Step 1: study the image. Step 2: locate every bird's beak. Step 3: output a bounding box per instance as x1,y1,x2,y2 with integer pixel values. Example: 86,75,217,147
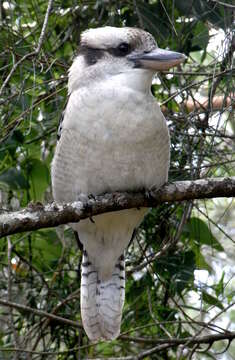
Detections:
128,48,186,71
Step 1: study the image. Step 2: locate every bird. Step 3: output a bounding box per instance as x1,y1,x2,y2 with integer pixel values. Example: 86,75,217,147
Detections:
51,26,185,341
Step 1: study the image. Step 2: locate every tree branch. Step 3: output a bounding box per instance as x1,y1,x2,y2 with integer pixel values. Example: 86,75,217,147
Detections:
120,331,235,346
0,177,234,238
0,0,53,96
0,299,81,329
86,326,235,359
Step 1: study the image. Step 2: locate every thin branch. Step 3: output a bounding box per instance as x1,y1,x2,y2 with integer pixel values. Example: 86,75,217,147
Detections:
161,68,234,106
84,327,235,359
0,0,53,96
0,51,36,96
12,248,50,289
133,0,144,28
179,301,235,357
0,298,82,329
120,330,235,345
30,288,80,352
0,86,65,144
35,0,53,54
0,177,234,238
210,0,235,9
127,203,192,274
0,325,234,358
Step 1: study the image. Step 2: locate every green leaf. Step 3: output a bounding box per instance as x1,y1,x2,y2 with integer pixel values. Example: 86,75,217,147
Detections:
192,22,209,50
194,250,212,272
0,168,28,190
32,230,62,271
174,251,195,293
188,217,224,252
154,251,196,294
202,290,224,310
26,158,50,200
213,272,225,297
175,0,193,15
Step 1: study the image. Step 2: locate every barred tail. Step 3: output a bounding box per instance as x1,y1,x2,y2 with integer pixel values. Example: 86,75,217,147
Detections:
80,250,125,341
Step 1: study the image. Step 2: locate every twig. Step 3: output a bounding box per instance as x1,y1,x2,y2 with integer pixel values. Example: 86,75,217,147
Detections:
0,0,54,96
210,0,235,9
12,248,50,289
85,327,235,359
0,298,82,329
195,204,235,244
35,0,53,54
133,0,144,28
30,288,80,352
0,86,65,144
1,323,234,359
178,301,235,357
161,68,234,105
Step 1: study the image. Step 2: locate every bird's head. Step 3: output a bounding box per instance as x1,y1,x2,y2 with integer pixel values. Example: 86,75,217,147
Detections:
68,27,186,93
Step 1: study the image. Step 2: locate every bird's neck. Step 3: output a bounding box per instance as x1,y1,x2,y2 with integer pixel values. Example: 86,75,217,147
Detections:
108,69,154,94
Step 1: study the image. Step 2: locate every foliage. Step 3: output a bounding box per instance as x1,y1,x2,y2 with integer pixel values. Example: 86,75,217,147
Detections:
0,0,234,359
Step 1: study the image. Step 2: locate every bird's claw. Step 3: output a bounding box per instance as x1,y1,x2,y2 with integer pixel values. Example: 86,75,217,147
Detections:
88,193,96,200
144,187,158,201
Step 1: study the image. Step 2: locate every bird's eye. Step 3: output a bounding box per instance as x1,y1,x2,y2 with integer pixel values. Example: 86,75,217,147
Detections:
117,42,130,56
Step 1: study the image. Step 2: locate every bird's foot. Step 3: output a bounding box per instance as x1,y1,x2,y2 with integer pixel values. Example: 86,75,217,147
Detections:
87,194,96,223
144,185,160,201
88,193,96,200
77,192,96,203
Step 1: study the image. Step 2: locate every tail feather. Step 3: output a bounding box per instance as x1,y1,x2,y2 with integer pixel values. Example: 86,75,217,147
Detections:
81,250,125,341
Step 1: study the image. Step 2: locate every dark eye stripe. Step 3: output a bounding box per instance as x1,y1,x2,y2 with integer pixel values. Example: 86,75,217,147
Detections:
78,42,131,67
79,46,104,66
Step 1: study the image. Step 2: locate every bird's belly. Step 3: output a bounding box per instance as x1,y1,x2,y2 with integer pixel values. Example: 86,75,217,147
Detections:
51,91,170,277
51,126,169,203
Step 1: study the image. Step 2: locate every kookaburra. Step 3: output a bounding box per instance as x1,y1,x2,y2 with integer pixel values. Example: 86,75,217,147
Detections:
51,26,185,341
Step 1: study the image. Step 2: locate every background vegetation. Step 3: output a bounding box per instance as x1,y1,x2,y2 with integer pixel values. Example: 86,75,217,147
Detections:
0,0,234,359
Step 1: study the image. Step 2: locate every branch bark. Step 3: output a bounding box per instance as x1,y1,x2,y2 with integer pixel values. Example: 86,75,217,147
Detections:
0,177,234,238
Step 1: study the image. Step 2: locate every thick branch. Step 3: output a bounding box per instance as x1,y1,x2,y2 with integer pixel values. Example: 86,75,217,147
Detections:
0,177,234,238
